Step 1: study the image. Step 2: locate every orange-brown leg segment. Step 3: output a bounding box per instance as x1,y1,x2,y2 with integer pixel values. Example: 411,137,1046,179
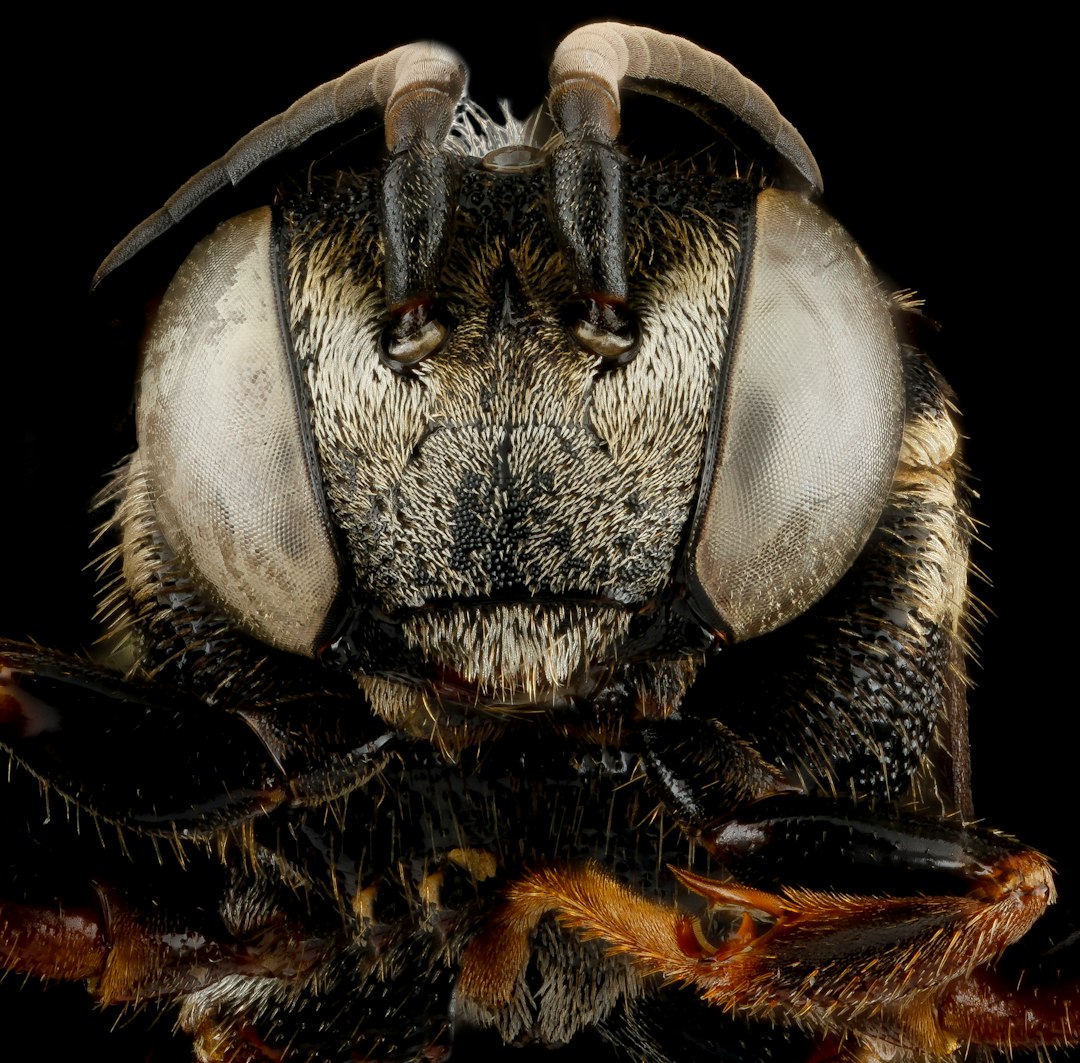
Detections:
460,846,1070,1059
1,884,324,1006
938,958,1078,1052
0,900,107,983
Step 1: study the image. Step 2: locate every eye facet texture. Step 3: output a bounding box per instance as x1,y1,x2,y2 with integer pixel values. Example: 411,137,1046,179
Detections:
688,189,905,641
138,208,339,655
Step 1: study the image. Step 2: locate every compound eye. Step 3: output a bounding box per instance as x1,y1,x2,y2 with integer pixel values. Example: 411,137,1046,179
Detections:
687,190,905,641
137,208,339,656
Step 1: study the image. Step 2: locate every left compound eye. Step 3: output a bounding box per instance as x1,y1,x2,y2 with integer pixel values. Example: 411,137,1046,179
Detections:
685,189,906,641
136,207,340,656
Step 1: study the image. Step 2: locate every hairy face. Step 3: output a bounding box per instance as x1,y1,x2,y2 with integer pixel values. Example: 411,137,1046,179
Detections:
288,167,738,715
132,155,900,738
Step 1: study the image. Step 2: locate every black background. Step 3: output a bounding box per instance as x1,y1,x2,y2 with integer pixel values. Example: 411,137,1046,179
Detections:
4,8,1071,1060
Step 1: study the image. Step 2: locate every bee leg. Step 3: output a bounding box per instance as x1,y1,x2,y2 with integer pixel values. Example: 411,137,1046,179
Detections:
698,809,1077,1052
938,942,1079,1052
1,871,326,1004
1,755,331,1006
0,642,391,837
0,895,105,984
701,800,1078,1051
699,797,1037,890
460,829,1068,1059
669,850,1067,1056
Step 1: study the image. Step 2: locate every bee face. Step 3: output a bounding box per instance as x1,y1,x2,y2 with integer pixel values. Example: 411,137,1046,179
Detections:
294,180,727,612
3,17,1073,1063
129,137,903,738
127,167,739,720
290,174,729,671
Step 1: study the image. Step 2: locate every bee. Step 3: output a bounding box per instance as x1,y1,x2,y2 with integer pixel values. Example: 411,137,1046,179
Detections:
3,17,1075,1062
